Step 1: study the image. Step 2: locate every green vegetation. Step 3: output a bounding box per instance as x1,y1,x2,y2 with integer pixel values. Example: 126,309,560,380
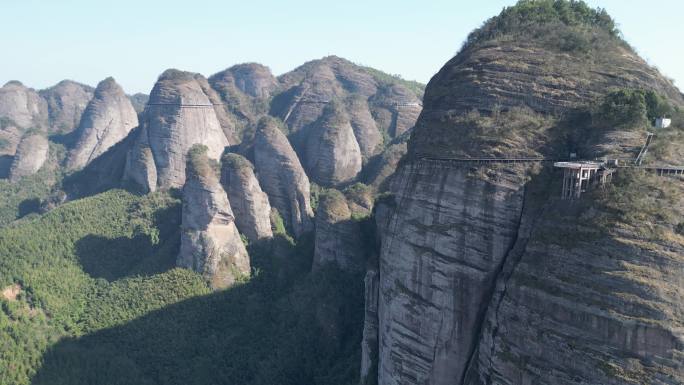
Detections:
0,188,364,385
463,0,621,53
596,89,673,127
359,65,425,99
186,144,219,181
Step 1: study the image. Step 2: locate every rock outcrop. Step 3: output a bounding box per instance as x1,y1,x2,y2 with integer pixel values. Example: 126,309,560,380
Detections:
252,117,313,237
208,63,278,138
0,81,48,130
9,133,49,181
370,84,422,138
271,56,422,155
178,145,250,289
220,153,273,241
312,189,364,271
305,101,362,186
347,96,382,160
40,80,94,134
67,77,138,170
370,4,684,385
123,69,230,192
211,63,278,99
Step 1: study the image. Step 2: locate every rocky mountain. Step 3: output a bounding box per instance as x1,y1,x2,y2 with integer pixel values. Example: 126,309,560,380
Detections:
252,117,313,237
0,81,48,130
39,80,94,135
8,133,49,182
305,100,363,186
67,77,138,170
60,58,422,200
123,69,230,192
209,63,278,132
270,56,422,186
178,145,250,289
368,3,684,385
220,153,273,241
0,81,48,166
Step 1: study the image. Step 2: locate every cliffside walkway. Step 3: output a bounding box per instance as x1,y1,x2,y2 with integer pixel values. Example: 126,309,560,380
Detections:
415,155,684,175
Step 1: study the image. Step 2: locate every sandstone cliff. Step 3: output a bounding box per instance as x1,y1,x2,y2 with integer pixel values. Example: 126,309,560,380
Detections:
123,69,230,192
67,77,138,170
9,133,49,182
178,145,250,289
0,81,48,130
271,56,422,158
40,80,94,134
253,117,313,237
220,153,273,241
370,3,684,385
305,101,362,186
312,189,364,271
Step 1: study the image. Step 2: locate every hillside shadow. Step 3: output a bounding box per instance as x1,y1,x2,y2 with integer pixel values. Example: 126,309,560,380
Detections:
74,202,182,281
18,197,42,218
75,233,164,281
31,236,364,385
0,154,12,179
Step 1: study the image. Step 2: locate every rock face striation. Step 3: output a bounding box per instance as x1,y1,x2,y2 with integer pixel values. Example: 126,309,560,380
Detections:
305,101,363,186
67,77,138,170
253,117,313,237
123,69,230,192
312,189,365,271
178,145,250,289
40,80,94,134
369,4,684,385
8,133,49,182
220,153,273,241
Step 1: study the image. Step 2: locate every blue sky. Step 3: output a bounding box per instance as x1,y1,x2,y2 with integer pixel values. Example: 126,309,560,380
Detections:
1,0,682,94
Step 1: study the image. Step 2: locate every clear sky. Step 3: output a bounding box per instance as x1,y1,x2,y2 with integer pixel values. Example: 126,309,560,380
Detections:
1,0,682,94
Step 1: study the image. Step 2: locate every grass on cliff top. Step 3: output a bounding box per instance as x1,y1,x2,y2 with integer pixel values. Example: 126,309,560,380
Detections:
359,65,425,99
0,189,364,385
461,0,625,56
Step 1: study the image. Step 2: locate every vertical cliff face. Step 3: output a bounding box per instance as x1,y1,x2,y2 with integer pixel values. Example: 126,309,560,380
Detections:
67,77,138,170
220,153,273,241
40,80,94,135
178,145,250,289
123,69,229,192
305,101,363,187
371,3,684,385
253,117,313,237
9,133,49,182
376,163,527,385
464,172,684,385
